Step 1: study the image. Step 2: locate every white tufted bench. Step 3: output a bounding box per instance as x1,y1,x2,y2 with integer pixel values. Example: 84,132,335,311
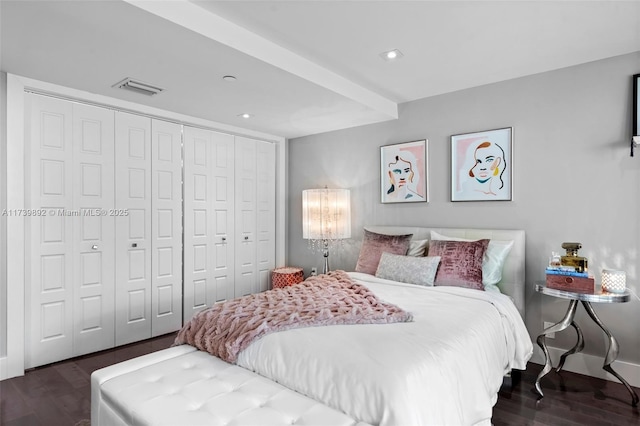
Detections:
91,345,369,426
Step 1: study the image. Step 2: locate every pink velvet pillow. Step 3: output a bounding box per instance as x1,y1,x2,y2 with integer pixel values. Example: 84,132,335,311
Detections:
428,239,489,290
355,230,413,275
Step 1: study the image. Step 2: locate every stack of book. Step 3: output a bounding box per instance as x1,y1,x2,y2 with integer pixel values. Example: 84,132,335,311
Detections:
546,267,595,293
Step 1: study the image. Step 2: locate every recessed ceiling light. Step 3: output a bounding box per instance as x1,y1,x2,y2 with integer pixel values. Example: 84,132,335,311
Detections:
239,113,252,119
223,75,237,82
380,49,404,61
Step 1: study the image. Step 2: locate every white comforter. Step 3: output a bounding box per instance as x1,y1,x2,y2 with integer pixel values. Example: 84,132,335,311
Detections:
237,272,533,426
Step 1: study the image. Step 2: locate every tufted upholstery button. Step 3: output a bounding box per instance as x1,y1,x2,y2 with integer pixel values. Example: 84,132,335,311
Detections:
187,401,202,411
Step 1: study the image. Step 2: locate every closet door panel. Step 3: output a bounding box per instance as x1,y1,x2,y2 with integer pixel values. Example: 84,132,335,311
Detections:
234,137,257,297
115,112,151,345
183,127,213,321
211,131,235,303
151,119,182,336
256,141,276,293
26,94,75,368
72,103,116,357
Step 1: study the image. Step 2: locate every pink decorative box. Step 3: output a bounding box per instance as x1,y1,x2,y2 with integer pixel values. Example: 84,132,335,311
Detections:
272,267,304,288
546,274,595,294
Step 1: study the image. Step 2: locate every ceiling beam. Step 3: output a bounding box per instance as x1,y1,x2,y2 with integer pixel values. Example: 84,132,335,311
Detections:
123,0,398,120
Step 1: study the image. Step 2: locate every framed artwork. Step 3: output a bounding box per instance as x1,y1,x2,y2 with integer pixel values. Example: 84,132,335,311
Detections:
633,74,639,155
450,127,512,202
380,139,428,203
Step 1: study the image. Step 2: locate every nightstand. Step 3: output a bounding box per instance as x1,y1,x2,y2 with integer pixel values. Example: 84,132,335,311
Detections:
271,267,304,288
534,283,639,406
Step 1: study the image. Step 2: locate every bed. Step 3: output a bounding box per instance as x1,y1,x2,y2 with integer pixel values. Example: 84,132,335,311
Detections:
92,226,533,426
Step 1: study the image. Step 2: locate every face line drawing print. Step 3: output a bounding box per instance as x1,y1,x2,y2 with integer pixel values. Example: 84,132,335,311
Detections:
388,155,413,192
468,141,506,196
386,152,424,201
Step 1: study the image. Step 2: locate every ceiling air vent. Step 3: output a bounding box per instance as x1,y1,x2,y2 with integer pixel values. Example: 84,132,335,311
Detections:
112,78,164,96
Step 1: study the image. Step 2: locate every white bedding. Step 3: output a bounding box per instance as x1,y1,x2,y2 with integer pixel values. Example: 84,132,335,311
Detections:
237,272,532,426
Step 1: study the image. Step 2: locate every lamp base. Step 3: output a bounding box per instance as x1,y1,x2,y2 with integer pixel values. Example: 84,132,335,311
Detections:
322,241,330,274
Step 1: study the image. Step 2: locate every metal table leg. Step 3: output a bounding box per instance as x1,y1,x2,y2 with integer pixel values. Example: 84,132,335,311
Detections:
556,321,584,373
581,301,639,407
535,299,579,397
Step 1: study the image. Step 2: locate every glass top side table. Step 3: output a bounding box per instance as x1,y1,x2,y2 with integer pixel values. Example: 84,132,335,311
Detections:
534,283,638,406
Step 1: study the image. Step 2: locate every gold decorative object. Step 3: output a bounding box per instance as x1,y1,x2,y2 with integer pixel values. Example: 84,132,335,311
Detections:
560,242,588,273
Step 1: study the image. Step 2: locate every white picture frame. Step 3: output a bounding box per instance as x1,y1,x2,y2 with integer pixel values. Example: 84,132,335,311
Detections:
380,140,428,203
451,127,513,202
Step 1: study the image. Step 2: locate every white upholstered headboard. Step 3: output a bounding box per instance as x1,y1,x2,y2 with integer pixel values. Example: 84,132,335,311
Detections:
364,226,526,318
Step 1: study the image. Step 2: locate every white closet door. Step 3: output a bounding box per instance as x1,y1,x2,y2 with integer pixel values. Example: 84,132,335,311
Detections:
256,141,276,293
26,94,75,368
114,112,152,345
183,127,213,321
26,95,116,367
234,137,257,297
151,119,183,336
210,131,235,303
72,103,116,357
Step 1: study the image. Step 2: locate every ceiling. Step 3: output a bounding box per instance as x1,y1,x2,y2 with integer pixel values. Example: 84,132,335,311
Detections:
2,1,639,139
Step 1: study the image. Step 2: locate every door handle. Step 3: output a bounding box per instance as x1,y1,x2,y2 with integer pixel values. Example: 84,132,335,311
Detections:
92,245,98,250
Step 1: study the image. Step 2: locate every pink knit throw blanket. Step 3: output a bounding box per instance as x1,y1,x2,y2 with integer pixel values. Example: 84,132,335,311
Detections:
174,270,413,363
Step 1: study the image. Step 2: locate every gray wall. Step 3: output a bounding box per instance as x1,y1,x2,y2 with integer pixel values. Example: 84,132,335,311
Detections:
288,52,640,365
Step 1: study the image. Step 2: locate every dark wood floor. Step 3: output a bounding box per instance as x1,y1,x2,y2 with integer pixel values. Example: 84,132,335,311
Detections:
1,333,638,425
0,333,177,426
494,365,639,426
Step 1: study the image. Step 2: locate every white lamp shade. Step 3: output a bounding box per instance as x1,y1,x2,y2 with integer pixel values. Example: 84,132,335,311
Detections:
302,188,351,240
602,269,626,294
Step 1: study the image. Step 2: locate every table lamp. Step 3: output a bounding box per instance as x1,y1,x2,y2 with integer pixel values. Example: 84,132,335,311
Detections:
302,187,351,274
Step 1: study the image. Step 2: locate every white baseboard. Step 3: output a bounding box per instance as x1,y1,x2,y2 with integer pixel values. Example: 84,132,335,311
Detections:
0,356,9,381
530,346,640,388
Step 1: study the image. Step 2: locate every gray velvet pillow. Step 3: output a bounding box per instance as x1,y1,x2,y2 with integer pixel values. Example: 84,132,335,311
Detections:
428,239,489,290
375,252,441,286
355,230,413,275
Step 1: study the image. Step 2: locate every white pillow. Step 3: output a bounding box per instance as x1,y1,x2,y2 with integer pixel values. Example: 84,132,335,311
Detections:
375,252,441,286
407,239,428,257
430,231,514,292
